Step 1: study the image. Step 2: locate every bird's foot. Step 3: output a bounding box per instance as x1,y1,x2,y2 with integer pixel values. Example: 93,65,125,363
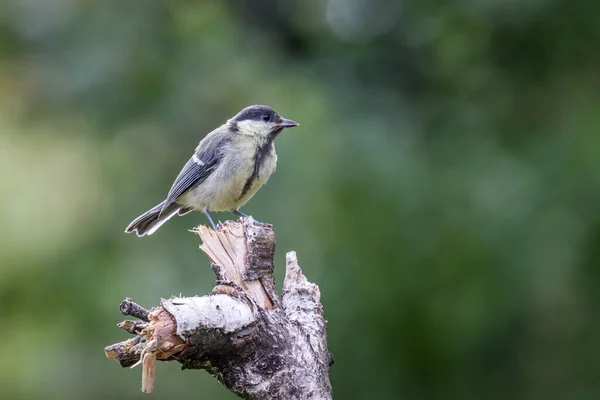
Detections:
232,210,248,218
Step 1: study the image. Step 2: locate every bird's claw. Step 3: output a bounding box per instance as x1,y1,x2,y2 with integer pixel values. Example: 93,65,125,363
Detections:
232,210,248,218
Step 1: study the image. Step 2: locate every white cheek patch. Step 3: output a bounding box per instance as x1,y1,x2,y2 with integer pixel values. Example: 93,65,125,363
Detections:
237,120,270,136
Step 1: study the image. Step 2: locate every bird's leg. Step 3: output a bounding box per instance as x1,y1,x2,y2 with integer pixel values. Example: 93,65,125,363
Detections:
203,210,218,231
232,209,248,218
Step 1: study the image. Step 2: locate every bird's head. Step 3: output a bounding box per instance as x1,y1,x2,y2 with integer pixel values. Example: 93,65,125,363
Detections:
228,105,299,139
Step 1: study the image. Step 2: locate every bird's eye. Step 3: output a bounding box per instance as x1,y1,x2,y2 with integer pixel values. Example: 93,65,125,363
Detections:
261,113,271,122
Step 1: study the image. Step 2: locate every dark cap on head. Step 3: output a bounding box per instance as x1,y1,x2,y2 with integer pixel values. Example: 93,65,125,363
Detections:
232,105,279,123
229,105,299,133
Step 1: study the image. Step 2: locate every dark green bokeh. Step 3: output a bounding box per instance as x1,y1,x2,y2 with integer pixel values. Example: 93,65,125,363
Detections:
1,0,599,399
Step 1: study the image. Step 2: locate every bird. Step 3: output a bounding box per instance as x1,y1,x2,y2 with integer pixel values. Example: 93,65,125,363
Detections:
125,105,299,237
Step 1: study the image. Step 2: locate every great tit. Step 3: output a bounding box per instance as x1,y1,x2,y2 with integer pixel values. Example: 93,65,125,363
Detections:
125,105,299,236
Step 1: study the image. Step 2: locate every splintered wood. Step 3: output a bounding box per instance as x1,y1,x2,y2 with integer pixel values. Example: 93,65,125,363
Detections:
196,220,274,309
105,306,186,394
106,218,332,398
141,352,156,393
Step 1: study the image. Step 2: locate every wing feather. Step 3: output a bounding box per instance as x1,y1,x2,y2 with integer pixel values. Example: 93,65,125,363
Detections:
159,131,229,217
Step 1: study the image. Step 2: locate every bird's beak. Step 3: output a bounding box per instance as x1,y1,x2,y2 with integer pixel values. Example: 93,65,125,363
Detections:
278,118,299,128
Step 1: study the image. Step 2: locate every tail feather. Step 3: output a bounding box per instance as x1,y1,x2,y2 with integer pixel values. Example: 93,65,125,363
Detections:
125,201,181,237
178,206,194,216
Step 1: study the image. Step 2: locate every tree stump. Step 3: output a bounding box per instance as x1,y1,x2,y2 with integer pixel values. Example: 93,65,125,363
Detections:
105,217,333,399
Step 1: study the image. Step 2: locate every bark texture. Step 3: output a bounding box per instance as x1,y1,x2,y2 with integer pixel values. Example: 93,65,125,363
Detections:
105,217,332,399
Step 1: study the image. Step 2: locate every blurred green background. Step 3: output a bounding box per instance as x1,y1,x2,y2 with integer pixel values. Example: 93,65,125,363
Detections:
1,0,600,399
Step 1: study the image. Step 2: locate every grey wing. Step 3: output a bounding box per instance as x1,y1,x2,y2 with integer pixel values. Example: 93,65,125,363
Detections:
159,132,228,217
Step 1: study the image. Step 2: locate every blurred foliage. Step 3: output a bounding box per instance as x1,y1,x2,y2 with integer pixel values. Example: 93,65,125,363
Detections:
1,0,600,399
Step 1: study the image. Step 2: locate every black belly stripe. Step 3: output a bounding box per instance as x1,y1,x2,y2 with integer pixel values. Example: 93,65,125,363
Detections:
238,138,274,201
